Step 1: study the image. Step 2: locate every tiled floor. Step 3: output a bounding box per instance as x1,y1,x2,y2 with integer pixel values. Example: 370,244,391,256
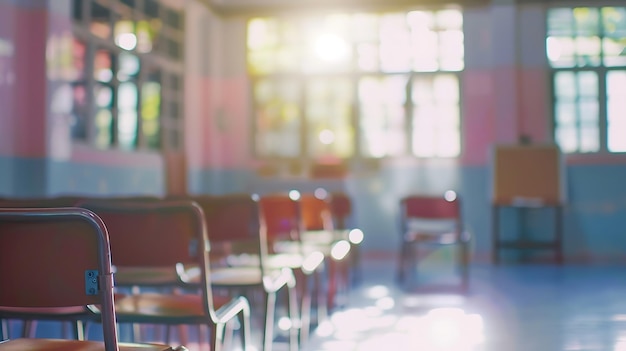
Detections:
301,256,626,351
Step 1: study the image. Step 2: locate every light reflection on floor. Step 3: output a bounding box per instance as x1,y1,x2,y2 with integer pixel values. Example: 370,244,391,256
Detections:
304,283,484,351
302,257,626,351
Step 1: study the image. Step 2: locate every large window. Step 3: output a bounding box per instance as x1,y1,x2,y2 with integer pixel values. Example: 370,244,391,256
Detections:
247,9,463,162
548,7,626,154
47,0,184,151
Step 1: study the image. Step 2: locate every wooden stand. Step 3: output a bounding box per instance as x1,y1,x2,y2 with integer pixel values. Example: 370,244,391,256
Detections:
492,202,563,264
491,144,565,264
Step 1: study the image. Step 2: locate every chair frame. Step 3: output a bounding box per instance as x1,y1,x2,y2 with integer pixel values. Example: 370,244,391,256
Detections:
258,193,327,346
192,194,299,351
396,194,470,290
79,200,252,351
0,207,183,351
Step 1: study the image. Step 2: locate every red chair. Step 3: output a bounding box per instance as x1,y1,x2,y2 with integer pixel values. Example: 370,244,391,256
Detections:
0,207,185,351
330,192,364,286
0,197,87,340
396,193,470,290
79,200,252,351
300,193,351,311
258,193,325,346
190,194,299,351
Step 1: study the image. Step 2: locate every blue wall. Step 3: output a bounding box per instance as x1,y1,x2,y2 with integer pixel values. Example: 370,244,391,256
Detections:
191,162,626,263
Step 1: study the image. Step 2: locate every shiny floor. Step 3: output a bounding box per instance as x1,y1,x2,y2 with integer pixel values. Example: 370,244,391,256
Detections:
300,256,626,351
6,256,626,351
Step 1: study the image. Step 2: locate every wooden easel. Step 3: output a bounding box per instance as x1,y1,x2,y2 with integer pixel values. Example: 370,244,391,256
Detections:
491,144,565,264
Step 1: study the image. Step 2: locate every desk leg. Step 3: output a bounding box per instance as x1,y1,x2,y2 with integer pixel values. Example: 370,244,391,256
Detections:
492,205,499,265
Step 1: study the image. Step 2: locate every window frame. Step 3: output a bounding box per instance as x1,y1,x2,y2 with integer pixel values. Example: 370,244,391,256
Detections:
64,0,185,152
247,10,464,166
547,6,626,155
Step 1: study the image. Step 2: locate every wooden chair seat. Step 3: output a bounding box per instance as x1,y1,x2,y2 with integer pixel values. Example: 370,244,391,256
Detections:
0,338,183,351
113,293,237,322
112,266,201,288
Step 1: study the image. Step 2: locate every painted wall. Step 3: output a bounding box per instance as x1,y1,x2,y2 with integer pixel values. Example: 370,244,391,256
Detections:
2,0,626,262
0,0,166,198
192,2,626,262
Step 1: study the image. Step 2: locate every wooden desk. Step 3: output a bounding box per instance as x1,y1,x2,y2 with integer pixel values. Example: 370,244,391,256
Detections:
492,202,563,264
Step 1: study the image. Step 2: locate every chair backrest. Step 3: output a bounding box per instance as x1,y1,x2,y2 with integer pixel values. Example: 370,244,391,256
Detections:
258,194,302,248
0,208,119,351
79,199,220,320
78,199,198,268
0,197,82,208
300,193,334,231
194,194,271,272
329,192,352,229
400,195,461,233
190,194,260,244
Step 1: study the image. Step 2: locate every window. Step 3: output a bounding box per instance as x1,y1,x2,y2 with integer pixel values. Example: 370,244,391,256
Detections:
47,0,184,151
247,9,463,162
548,7,626,153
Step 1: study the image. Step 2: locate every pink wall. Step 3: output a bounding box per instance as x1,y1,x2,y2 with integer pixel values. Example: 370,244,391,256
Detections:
462,69,494,166
200,76,252,169
12,5,48,158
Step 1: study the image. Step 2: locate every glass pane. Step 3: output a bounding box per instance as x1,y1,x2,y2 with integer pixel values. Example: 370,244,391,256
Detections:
439,30,464,71
305,77,354,158
95,84,113,109
94,50,113,82
573,7,600,36
114,20,137,51
379,14,411,72
554,72,576,98
578,99,598,124
136,20,156,53
351,13,379,42
411,74,460,157
70,84,88,140
602,8,626,66
359,75,407,157
607,71,626,152
410,29,438,72
436,9,463,29
356,43,379,71
142,70,161,149
555,101,576,125
575,36,601,67
433,74,460,103
579,125,599,152
546,36,576,68
118,82,138,149
555,126,578,153
117,52,140,82
548,8,575,36
254,78,302,157
577,71,598,96
94,109,113,149
603,37,626,67
46,35,86,81
301,15,352,74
